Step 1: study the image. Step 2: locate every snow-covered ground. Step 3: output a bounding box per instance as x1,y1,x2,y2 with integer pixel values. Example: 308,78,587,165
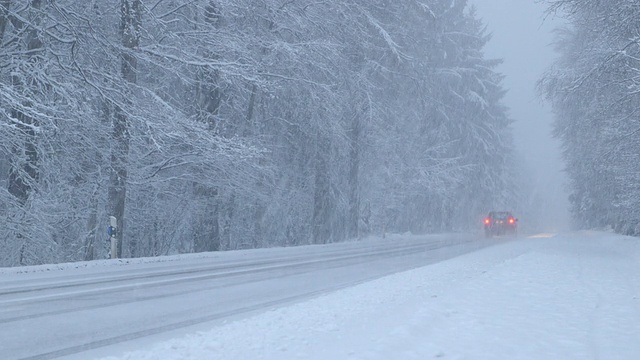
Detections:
101,231,640,360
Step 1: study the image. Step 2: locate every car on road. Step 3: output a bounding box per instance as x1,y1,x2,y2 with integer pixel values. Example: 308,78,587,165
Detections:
484,211,517,237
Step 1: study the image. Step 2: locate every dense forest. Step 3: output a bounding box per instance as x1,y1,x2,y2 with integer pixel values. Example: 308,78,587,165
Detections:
541,0,640,235
0,0,518,266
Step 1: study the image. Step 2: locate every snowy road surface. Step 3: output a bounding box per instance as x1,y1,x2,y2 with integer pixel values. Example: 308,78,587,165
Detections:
0,233,493,360
101,231,638,360
3,232,638,360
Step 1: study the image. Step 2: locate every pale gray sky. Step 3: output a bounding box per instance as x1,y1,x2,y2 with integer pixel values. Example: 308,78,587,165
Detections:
470,0,570,231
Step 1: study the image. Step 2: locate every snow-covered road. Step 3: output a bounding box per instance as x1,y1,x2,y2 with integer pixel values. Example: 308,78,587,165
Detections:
0,233,494,360
97,231,639,360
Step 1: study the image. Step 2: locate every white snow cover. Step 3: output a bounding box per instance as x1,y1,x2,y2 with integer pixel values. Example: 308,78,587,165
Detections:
100,231,640,360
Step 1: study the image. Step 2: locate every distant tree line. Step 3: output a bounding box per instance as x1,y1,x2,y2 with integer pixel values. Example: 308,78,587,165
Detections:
541,0,640,235
0,0,517,266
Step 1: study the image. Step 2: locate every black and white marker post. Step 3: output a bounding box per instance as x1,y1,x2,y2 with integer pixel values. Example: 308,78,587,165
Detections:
107,216,118,259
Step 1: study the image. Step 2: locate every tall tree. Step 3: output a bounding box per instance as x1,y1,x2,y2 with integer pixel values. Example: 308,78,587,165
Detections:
191,1,222,253
541,0,640,234
6,0,45,264
108,0,141,258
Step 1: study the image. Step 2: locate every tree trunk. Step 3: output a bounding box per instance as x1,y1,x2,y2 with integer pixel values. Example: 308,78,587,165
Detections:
347,110,361,240
109,105,129,259
8,110,39,206
8,0,43,205
83,189,99,261
108,0,140,258
190,1,223,253
312,137,332,244
7,0,44,265
193,184,220,252
0,0,10,44
220,193,234,250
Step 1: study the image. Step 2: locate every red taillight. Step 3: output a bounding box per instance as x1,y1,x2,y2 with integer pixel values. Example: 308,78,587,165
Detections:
484,218,491,225
508,218,515,224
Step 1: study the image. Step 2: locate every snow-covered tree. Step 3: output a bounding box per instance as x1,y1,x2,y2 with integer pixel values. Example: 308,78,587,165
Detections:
1,0,519,266
541,0,640,234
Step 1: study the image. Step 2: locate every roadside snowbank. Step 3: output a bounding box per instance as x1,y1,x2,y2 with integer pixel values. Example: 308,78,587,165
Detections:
0,234,413,276
102,232,640,360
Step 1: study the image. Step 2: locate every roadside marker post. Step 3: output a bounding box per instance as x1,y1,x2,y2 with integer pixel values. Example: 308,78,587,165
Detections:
108,216,118,259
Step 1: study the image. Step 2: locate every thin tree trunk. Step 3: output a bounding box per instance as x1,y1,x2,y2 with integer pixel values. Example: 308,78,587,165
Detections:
0,0,10,43
221,192,234,250
83,189,99,261
246,84,257,130
347,110,361,240
312,137,332,244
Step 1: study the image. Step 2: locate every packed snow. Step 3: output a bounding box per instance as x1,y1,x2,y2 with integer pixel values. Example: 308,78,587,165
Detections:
99,231,640,360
